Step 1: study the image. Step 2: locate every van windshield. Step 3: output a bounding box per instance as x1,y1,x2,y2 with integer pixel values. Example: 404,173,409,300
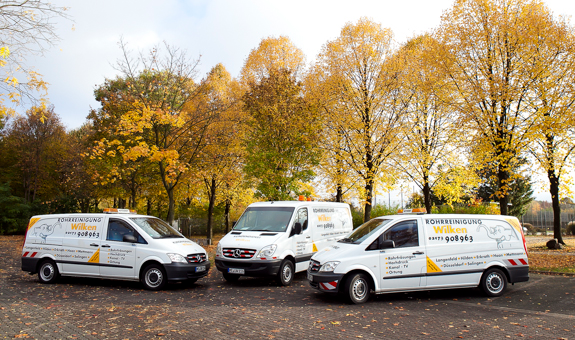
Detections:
233,207,295,232
340,218,392,244
130,217,183,239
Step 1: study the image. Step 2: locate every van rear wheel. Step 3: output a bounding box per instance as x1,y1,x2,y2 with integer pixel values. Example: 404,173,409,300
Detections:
481,268,507,297
345,273,370,304
276,260,294,286
141,264,167,291
38,259,59,284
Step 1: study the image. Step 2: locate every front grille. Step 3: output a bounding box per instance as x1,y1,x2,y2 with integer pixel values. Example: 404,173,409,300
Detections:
223,248,256,259
186,253,207,263
309,259,321,272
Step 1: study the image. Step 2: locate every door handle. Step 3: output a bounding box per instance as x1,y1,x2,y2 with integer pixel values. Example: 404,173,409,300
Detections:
90,243,99,247
101,244,111,248
306,236,311,239
412,251,424,255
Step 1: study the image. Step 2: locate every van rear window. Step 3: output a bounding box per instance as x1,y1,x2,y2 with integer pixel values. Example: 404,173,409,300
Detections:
130,217,183,239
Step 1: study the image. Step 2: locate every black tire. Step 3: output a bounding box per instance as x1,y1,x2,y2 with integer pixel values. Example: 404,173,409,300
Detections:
222,273,241,282
141,264,167,291
345,273,371,304
38,259,59,284
276,260,294,286
480,268,507,297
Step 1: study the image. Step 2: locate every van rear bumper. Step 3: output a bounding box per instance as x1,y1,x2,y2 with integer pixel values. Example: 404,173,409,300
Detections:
164,261,211,281
21,257,40,273
215,258,282,277
508,266,529,283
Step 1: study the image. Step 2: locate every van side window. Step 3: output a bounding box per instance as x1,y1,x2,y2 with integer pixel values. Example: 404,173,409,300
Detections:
383,220,418,248
295,208,308,232
107,219,146,243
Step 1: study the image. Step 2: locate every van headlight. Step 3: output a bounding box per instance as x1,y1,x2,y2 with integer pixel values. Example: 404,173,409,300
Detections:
167,253,187,263
257,244,277,258
319,261,340,272
216,243,222,257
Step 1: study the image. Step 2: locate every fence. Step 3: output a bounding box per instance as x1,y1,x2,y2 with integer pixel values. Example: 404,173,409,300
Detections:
520,203,575,233
173,216,229,245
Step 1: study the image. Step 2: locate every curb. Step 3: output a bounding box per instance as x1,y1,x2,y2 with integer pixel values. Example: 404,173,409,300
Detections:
529,270,575,277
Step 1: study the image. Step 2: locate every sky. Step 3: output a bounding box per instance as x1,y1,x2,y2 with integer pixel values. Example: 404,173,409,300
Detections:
16,0,575,204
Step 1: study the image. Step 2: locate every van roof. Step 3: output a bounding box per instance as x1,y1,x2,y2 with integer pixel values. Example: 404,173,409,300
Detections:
371,213,518,220
248,201,350,208
31,213,152,219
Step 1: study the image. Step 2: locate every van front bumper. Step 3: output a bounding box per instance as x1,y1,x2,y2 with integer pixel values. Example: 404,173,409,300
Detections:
308,271,345,293
164,261,211,282
215,258,282,277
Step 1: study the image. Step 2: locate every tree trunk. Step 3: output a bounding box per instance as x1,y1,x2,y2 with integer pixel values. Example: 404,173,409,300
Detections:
548,169,564,244
224,198,231,234
422,180,432,214
206,177,216,245
497,168,509,215
146,198,152,215
363,179,374,223
166,188,175,225
336,184,343,203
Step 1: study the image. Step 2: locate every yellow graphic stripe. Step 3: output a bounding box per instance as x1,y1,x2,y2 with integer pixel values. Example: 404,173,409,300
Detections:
27,218,41,231
88,248,100,263
426,256,442,273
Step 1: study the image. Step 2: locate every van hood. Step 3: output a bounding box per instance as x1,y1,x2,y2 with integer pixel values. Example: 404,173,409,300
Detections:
153,238,206,255
219,231,284,249
312,241,357,263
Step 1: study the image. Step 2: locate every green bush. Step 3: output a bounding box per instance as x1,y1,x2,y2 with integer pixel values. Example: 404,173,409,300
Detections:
431,204,499,215
567,221,575,236
0,183,31,235
522,223,535,233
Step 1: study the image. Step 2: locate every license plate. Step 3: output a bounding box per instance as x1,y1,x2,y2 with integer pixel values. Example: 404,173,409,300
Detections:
307,273,313,281
228,268,244,274
196,266,206,272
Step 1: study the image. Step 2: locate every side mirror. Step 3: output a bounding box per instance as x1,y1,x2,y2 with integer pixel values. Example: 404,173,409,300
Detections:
291,222,302,236
232,221,236,228
380,239,395,249
123,234,137,243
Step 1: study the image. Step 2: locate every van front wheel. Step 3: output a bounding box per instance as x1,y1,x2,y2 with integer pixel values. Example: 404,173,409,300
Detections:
141,264,167,291
481,268,507,297
276,260,294,286
38,260,59,284
345,273,370,304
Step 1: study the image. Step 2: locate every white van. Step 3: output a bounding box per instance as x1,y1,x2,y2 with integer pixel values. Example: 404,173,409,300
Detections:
215,200,353,285
308,210,529,303
21,209,210,290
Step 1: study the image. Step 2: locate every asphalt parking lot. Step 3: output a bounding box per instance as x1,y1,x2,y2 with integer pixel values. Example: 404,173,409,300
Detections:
1,235,574,339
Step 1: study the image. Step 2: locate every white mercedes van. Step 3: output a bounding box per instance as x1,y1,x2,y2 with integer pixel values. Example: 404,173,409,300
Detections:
215,200,353,285
21,209,210,290
308,210,529,303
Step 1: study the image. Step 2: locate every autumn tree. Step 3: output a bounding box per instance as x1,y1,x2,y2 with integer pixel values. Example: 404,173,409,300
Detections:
196,63,245,242
435,0,562,215
0,0,69,117
392,34,464,213
91,42,215,224
312,17,404,222
240,36,306,86
243,68,320,200
3,105,66,202
527,14,575,244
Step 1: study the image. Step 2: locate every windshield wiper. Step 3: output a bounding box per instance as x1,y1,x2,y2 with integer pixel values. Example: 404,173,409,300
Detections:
338,237,353,243
160,235,183,238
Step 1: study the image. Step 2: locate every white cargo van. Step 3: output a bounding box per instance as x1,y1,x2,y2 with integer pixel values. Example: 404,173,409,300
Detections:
21,209,210,290
308,210,529,303
215,200,353,285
